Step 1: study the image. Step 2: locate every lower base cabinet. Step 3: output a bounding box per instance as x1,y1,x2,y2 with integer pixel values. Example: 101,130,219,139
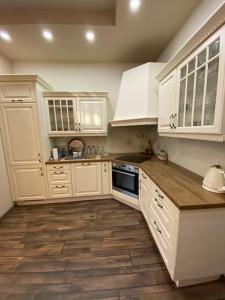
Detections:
71,162,102,197
139,168,225,287
11,164,47,201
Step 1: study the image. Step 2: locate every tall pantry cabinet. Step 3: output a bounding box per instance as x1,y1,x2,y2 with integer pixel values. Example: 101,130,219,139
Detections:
0,75,52,202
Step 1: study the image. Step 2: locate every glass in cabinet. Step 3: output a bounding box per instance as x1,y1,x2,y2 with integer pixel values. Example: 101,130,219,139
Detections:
176,28,224,134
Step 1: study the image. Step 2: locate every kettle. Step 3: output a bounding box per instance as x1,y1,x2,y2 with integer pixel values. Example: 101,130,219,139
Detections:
203,163,225,193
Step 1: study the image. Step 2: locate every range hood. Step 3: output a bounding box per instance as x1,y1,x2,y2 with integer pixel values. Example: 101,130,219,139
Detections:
110,62,165,127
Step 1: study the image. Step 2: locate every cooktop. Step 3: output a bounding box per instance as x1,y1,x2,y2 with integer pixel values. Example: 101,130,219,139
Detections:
115,154,151,164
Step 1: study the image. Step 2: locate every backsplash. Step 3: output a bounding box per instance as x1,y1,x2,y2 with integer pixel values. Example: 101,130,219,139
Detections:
50,125,158,156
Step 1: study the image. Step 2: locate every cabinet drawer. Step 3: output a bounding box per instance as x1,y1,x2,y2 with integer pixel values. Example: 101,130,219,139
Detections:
149,206,171,268
48,170,71,184
47,164,71,171
49,184,72,198
0,82,35,102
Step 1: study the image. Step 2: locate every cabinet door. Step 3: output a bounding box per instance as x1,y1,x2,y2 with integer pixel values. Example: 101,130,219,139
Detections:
139,172,153,223
11,165,47,201
176,28,224,134
102,162,112,195
71,162,102,197
0,82,35,102
158,70,177,133
1,103,42,165
77,97,107,134
45,97,76,135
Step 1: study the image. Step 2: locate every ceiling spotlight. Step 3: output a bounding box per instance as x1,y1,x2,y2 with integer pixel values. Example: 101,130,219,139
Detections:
86,31,95,42
42,30,53,42
130,0,141,12
0,31,12,42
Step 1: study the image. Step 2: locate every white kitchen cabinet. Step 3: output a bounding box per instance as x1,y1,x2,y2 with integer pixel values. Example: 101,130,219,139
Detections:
71,162,102,197
102,162,112,195
44,93,108,136
158,25,225,140
0,82,35,103
1,103,42,165
77,97,107,134
139,170,153,222
158,69,177,133
11,165,47,201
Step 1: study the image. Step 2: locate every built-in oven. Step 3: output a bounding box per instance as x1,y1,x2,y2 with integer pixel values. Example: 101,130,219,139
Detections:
112,162,139,199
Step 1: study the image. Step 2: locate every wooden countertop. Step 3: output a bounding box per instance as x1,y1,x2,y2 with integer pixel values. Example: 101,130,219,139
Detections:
140,158,225,210
45,154,225,210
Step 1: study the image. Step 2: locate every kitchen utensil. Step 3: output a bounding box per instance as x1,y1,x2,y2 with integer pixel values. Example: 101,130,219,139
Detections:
203,163,225,193
52,147,59,160
68,138,85,158
157,150,168,161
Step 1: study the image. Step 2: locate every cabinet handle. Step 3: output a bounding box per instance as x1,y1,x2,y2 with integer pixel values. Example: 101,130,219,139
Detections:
40,167,43,176
155,189,163,199
55,185,65,188
53,166,63,169
154,220,162,234
142,173,147,179
82,162,91,166
38,153,42,163
154,198,163,209
54,171,64,174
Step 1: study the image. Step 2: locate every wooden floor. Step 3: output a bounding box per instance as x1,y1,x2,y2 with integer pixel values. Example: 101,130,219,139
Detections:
0,199,224,300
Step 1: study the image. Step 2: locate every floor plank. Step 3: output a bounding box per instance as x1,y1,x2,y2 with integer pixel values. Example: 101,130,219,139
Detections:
0,199,223,300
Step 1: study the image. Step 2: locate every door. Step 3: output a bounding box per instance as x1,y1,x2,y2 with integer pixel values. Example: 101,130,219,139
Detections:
45,97,77,135
71,162,102,197
158,70,177,133
0,82,35,102
1,103,42,165
11,165,47,201
77,97,107,134
176,27,225,134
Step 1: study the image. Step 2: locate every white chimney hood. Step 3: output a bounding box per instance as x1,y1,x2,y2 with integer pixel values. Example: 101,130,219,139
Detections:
110,62,165,127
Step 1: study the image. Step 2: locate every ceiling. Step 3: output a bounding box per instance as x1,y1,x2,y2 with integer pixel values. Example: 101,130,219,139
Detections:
0,0,201,63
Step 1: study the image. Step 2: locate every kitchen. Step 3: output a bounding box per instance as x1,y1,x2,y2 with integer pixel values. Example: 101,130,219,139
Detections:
0,0,225,299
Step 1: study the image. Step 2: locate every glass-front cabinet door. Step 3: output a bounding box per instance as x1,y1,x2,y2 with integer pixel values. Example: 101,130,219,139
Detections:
176,26,225,134
46,97,76,135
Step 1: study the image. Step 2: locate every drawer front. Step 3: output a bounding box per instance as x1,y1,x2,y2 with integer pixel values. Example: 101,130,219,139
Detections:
149,205,171,268
150,198,174,248
47,164,71,171
49,184,72,198
48,170,71,184
0,82,35,102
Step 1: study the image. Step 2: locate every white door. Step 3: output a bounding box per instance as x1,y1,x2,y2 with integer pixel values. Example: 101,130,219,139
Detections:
1,103,42,165
71,162,102,197
158,70,177,133
76,97,107,134
11,165,47,201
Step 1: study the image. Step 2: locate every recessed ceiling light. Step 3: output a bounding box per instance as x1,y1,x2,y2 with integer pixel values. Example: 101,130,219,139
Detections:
0,31,12,42
130,0,141,12
42,30,53,42
86,31,95,42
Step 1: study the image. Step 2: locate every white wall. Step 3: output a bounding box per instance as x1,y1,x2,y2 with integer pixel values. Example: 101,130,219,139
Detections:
157,0,225,177
0,52,13,216
13,62,137,121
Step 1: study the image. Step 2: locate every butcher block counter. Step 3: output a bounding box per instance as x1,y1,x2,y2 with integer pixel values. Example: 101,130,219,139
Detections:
140,158,225,210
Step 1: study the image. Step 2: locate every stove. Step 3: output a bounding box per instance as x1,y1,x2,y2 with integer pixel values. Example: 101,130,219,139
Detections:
114,154,151,164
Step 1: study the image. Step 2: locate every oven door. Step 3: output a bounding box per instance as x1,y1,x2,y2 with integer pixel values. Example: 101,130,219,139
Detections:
112,168,139,199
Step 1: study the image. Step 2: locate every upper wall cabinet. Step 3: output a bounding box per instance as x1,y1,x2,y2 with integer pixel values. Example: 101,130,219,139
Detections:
44,92,108,137
158,25,225,141
0,82,36,103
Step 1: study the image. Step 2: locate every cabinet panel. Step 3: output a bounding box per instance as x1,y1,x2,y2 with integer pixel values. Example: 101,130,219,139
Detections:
102,162,112,195
1,103,42,165
11,165,46,201
49,184,72,199
0,82,35,102
158,70,177,132
77,97,107,134
48,170,71,185
71,162,102,197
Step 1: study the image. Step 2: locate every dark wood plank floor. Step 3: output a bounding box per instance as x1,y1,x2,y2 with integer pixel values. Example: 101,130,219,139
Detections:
0,199,224,300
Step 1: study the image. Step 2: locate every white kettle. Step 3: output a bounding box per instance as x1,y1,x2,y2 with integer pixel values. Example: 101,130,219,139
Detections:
203,163,225,193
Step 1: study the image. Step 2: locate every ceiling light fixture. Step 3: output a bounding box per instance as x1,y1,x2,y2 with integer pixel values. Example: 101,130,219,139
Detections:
0,31,12,42
42,30,53,42
86,31,95,43
130,0,141,12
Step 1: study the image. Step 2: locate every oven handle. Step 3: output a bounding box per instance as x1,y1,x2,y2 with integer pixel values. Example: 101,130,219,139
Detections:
112,169,136,177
